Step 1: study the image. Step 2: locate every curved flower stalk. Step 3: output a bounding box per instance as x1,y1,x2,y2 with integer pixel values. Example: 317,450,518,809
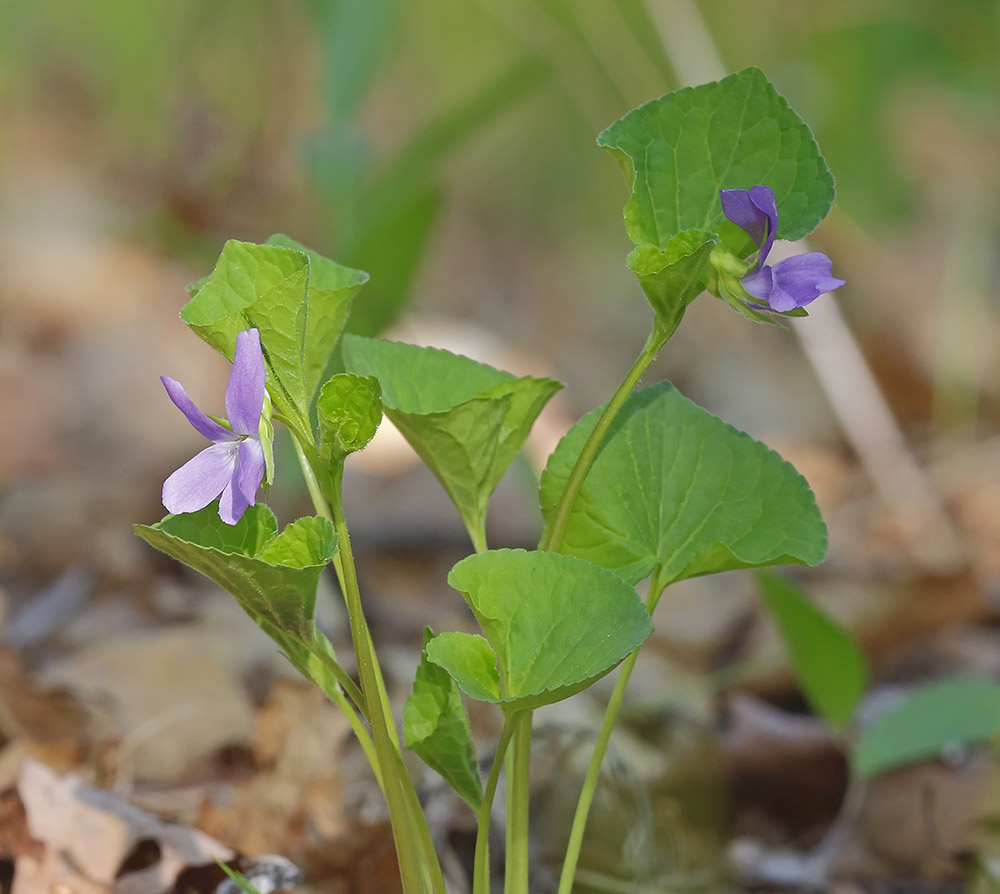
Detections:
720,184,845,313
161,328,269,525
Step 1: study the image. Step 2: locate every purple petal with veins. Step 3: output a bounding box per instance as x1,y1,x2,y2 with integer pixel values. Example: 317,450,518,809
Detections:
235,438,266,506
162,442,239,515
219,473,251,526
721,185,778,265
226,328,265,436
743,252,845,312
161,377,232,442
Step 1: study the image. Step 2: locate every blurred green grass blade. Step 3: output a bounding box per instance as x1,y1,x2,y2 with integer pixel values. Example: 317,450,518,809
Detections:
339,57,549,335
368,56,550,197
856,678,1000,778
755,571,867,732
341,184,443,337
306,0,403,122
614,0,675,83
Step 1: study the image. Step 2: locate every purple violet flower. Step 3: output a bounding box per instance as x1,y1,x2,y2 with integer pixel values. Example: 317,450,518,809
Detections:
720,185,844,312
161,328,266,525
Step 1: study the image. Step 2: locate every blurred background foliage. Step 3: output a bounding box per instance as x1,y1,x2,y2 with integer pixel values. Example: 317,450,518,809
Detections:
2,0,997,434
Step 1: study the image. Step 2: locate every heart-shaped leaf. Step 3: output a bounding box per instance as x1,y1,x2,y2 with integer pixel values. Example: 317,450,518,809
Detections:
856,677,1000,778
756,571,867,732
404,628,483,809
180,239,368,426
540,383,827,586
427,549,653,713
135,504,336,642
598,66,834,254
341,335,562,539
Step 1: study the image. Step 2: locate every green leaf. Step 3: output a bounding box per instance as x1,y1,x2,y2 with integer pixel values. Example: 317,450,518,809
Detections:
180,239,367,425
265,234,370,398
598,66,835,253
429,550,653,713
755,571,867,732
135,505,336,642
342,335,562,539
316,373,383,465
627,231,718,324
856,678,1000,778
404,628,483,809
425,633,502,703
540,383,827,586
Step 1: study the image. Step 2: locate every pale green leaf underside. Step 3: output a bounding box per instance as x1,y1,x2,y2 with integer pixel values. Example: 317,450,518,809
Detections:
540,383,827,586
855,678,1000,778
404,628,483,809
433,549,653,712
756,571,867,732
341,334,515,414
342,335,562,536
135,505,336,641
598,66,834,253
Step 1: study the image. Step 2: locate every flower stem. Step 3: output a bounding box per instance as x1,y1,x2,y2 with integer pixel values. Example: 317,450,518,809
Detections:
538,313,679,894
331,472,447,893
289,429,333,523
474,717,518,894
555,565,670,894
505,712,532,894
540,314,676,553
290,428,444,894
326,469,433,894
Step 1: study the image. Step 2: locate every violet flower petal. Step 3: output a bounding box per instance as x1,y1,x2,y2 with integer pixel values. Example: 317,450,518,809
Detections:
235,437,266,507
748,185,778,265
720,186,779,265
767,252,846,312
226,328,265,436
218,473,251,525
740,265,775,304
162,441,239,515
161,376,232,442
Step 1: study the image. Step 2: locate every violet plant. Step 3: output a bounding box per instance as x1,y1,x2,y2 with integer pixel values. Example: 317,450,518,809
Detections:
137,68,842,894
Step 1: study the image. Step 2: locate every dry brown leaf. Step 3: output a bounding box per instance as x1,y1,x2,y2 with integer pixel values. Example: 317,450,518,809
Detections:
41,625,256,784
198,680,351,856
11,759,234,894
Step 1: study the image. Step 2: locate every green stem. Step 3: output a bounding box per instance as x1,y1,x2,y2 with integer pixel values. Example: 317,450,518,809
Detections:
468,514,489,555
289,430,334,522
309,639,368,717
287,429,445,894
327,471,428,894
535,316,676,894
474,718,518,894
541,314,676,553
505,712,532,894
312,654,382,787
555,565,671,894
